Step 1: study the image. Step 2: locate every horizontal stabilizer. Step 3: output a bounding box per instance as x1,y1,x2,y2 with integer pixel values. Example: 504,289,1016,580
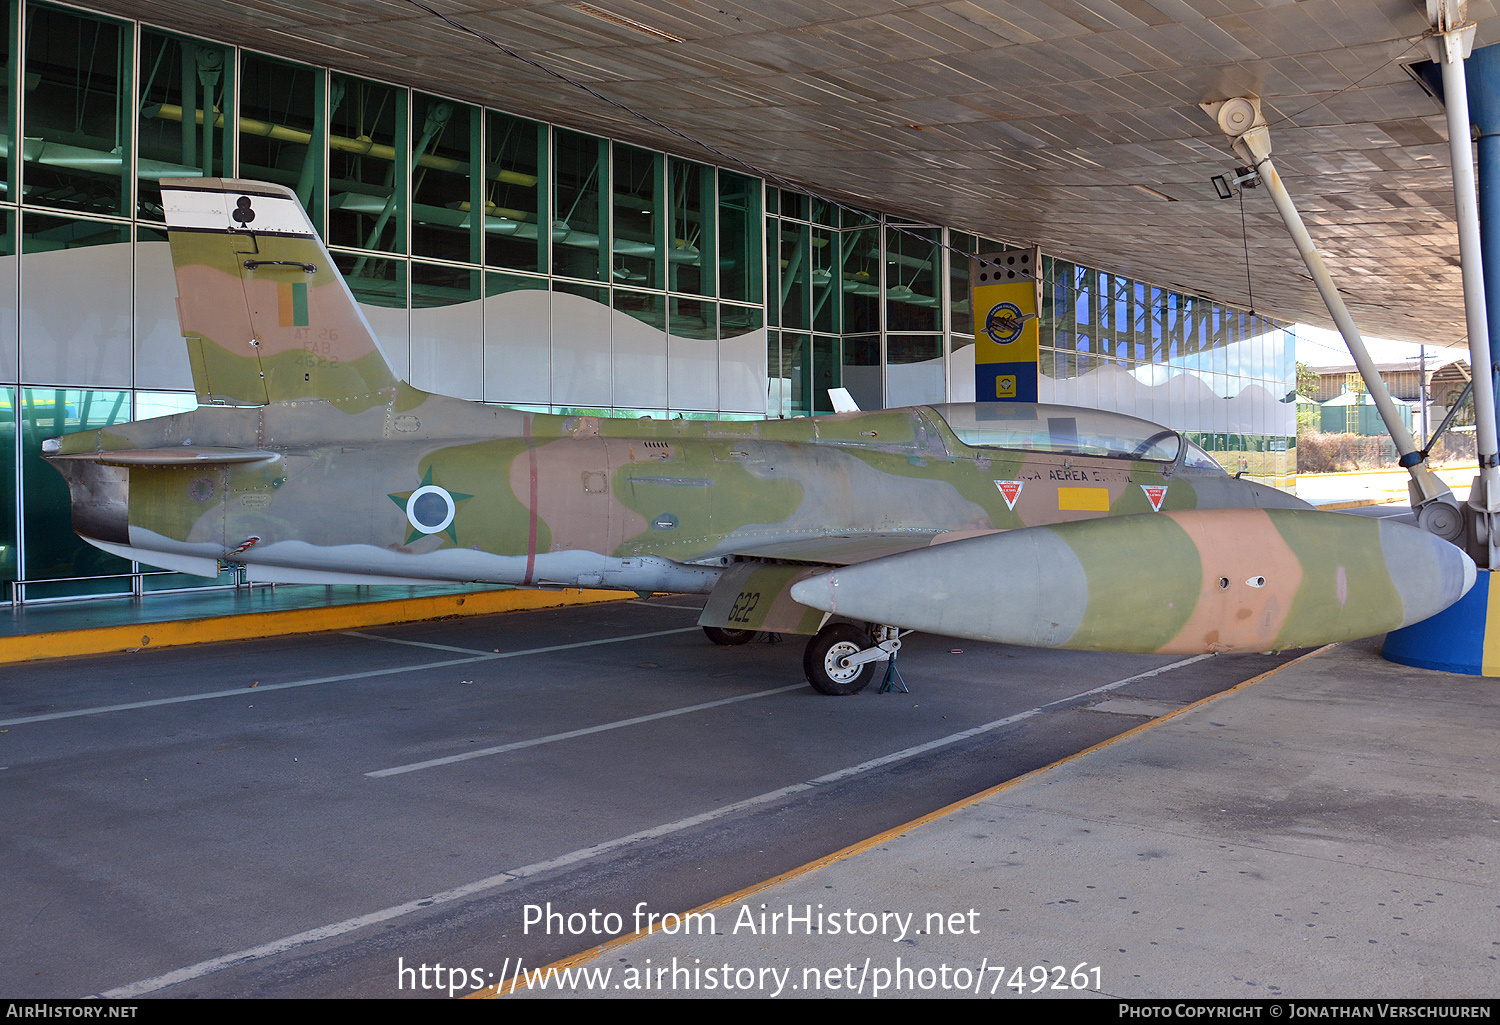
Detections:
789,509,1476,655
46,447,277,467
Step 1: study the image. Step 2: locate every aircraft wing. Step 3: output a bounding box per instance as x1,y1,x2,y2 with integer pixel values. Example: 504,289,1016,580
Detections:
700,531,998,635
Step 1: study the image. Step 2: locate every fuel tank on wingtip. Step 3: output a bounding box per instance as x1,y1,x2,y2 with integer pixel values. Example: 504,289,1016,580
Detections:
788,508,1476,654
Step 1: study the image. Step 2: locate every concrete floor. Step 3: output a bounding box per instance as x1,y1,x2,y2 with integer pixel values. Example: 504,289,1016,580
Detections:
527,636,1499,1000
0,596,1304,999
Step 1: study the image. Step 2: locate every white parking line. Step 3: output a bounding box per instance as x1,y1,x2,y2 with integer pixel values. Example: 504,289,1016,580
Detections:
98,653,1209,998
342,631,495,655
0,628,702,728
367,685,805,777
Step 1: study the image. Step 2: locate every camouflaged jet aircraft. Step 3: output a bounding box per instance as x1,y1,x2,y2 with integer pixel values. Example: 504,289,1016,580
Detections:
45,179,1475,694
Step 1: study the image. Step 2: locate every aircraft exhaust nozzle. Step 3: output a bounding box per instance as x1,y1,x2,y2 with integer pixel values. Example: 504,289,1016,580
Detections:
788,508,1476,655
42,450,130,547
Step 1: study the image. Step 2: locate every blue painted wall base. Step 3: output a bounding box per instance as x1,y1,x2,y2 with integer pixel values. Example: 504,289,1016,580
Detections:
1382,568,1496,675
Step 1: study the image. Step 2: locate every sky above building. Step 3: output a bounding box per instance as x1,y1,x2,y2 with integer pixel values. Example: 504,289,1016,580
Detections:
1295,325,1470,371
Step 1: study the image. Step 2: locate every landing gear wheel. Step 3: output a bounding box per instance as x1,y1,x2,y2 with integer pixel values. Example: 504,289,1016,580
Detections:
803,623,876,696
703,625,755,646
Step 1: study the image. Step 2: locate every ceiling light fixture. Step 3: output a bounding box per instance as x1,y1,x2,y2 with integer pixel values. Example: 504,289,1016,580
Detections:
569,3,684,43
1210,166,1260,200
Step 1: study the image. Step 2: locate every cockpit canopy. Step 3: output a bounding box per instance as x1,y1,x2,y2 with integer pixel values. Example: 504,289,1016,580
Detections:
929,403,1187,465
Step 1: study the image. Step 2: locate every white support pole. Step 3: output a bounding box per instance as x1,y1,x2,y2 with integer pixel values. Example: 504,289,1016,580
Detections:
1202,98,1462,542
1428,0,1500,568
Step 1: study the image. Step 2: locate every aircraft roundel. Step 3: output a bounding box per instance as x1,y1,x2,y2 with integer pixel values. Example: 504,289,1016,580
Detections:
406,484,456,535
984,301,1027,345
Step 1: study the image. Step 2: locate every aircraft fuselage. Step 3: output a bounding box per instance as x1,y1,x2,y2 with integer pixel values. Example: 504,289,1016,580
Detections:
45,391,1300,599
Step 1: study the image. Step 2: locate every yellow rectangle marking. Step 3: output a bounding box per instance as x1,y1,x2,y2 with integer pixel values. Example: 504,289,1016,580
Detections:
1057,487,1110,512
1482,570,1500,677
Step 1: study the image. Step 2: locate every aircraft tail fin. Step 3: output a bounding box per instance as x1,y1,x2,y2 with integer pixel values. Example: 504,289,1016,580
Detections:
161,178,399,409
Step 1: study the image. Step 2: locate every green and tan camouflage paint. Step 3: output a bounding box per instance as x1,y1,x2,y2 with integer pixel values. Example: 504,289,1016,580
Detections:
47,178,1463,658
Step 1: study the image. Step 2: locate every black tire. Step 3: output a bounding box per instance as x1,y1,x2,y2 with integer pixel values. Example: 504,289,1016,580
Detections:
803,623,876,696
703,625,755,646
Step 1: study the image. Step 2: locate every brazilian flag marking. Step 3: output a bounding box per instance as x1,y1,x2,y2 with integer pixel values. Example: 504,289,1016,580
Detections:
279,282,309,327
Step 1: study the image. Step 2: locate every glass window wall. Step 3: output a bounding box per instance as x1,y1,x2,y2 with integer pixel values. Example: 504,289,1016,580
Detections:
21,212,131,387
327,74,407,256
137,29,233,220
668,157,712,297
612,143,663,290
23,4,132,216
717,170,759,304
552,129,607,282
885,226,940,333
238,52,324,229
483,111,544,273
21,387,130,583
410,93,479,264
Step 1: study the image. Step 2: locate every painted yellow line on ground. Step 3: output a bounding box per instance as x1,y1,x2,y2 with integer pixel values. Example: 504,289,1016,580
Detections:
1297,467,1472,482
477,644,1335,997
0,587,627,666
1314,498,1394,511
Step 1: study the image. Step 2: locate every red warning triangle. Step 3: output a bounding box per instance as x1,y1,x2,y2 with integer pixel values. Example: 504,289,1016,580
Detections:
1141,484,1168,512
995,479,1024,510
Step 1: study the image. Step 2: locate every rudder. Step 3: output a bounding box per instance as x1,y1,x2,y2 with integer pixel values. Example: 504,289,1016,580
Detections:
162,178,399,409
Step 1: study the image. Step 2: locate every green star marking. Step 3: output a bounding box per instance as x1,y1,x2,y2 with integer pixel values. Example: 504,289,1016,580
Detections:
388,466,474,544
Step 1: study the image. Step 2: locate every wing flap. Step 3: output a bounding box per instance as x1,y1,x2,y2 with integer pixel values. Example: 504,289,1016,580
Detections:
698,561,831,635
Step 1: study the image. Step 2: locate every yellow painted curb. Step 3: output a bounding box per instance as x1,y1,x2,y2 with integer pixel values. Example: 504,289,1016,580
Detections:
1314,498,1394,511
474,644,1334,997
0,587,629,665
1297,467,1471,481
